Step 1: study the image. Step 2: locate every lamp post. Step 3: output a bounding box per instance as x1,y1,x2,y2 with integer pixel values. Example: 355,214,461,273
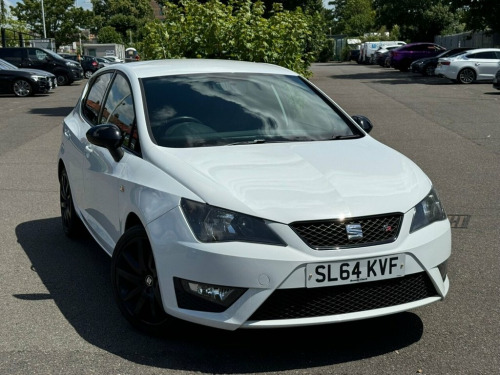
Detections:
41,0,47,38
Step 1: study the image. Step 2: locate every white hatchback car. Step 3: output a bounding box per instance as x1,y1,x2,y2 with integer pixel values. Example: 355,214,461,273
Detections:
58,59,451,334
435,48,500,83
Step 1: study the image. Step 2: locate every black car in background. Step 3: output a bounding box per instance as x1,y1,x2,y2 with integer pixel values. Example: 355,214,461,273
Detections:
58,54,100,79
410,47,472,76
0,47,83,86
0,58,54,97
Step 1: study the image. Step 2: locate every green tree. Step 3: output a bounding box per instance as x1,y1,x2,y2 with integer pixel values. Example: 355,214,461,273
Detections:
10,0,93,47
372,0,460,42
452,0,500,34
140,0,324,77
97,25,124,43
1,3,32,47
328,0,375,36
90,0,154,42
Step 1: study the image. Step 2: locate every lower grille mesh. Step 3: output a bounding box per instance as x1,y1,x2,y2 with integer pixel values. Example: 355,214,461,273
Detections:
248,272,437,321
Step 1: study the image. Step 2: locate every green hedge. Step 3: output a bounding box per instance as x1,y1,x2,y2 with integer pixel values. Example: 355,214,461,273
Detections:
139,0,326,77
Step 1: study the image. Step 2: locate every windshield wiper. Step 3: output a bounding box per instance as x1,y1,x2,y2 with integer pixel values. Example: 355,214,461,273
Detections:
331,134,362,140
227,139,267,146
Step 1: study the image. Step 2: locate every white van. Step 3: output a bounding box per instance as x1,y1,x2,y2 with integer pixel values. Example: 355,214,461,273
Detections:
359,41,406,64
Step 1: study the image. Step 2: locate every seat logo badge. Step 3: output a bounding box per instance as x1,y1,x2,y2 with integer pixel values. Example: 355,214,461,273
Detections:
346,223,363,240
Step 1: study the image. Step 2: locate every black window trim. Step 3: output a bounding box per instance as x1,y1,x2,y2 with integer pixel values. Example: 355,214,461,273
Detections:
81,69,142,156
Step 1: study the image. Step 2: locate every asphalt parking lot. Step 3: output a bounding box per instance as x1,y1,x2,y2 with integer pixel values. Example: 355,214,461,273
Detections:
0,62,499,375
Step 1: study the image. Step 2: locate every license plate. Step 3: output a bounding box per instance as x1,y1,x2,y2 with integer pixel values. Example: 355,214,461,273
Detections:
306,255,405,288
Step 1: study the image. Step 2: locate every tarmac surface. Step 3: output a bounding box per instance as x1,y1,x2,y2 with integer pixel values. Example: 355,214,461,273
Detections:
0,62,499,375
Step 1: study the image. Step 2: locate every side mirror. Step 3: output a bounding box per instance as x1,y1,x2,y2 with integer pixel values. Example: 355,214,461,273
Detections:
86,124,124,162
351,115,373,133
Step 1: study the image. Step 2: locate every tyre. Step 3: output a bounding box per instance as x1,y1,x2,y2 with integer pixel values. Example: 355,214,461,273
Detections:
111,225,172,334
12,79,33,97
84,70,93,79
57,74,69,86
458,68,475,84
59,167,83,237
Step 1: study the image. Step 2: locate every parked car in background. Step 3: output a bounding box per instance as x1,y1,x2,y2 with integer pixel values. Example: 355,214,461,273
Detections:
375,45,403,67
0,58,57,90
0,47,83,86
435,48,500,84
103,55,124,63
389,43,446,71
96,57,112,69
410,47,472,76
58,59,451,334
492,68,500,89
59,53,100,79
359,41,406,64
0,58,55,97
348,49,360,62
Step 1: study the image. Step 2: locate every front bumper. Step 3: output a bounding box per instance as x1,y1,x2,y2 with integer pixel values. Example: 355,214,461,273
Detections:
148,206,451,330
70,68,84,81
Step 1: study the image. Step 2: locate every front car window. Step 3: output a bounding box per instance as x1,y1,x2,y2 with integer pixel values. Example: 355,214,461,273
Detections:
100,74,138,151
82,72,113,125
142,73,361,148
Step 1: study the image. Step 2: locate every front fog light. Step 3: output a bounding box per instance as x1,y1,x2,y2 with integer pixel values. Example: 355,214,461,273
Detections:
174,277,247,312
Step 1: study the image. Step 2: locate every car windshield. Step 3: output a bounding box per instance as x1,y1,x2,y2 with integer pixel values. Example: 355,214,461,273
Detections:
43,48,68,61
142,73,361,148
0,58,19,70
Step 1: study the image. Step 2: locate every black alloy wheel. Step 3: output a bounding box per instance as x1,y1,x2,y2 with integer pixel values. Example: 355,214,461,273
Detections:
59,167,83,237
111,226,171,334
57,74,69,86
12,79,33,97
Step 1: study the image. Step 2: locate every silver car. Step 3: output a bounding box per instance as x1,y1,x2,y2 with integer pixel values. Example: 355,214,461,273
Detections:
435,48,500,84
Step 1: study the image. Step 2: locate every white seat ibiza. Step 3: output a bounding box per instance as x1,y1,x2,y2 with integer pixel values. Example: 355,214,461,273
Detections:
58,59,451,334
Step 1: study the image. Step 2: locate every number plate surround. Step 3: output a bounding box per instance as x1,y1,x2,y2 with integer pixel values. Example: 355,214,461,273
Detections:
306,255,405,288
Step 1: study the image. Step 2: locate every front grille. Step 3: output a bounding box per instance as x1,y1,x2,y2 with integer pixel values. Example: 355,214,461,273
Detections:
290,213,402,249
248,272,437,321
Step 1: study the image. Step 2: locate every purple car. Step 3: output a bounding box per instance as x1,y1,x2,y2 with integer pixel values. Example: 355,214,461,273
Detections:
389,42,446,71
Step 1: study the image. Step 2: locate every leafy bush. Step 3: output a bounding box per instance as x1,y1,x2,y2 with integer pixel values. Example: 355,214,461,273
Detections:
139,0,325,77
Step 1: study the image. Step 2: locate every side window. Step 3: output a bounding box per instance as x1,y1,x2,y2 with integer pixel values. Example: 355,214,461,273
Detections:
99,74,139,152
470,52,496,59
82,72,113,125
28,49,47,61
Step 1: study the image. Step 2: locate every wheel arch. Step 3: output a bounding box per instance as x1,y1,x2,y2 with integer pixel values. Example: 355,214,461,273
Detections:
124,212,144,232
57,159,66,181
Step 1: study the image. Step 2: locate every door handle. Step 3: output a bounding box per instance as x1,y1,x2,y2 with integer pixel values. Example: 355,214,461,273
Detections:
63,129,71,139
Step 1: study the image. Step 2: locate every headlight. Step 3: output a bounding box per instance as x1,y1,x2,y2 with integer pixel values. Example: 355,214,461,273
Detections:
181,198,285,245
410,187,447,233
31,75,45,81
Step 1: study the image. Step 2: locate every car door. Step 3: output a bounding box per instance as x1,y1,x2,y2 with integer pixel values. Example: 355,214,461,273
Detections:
469,51,500,80
81,72,140,254
62,72,114,224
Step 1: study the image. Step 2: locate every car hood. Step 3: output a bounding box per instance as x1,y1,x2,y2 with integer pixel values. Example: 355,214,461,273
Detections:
20,68,55,78
150,136,431,223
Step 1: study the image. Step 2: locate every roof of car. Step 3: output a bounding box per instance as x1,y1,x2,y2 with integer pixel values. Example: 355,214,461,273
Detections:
107,59,299,78
462,48,500,53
